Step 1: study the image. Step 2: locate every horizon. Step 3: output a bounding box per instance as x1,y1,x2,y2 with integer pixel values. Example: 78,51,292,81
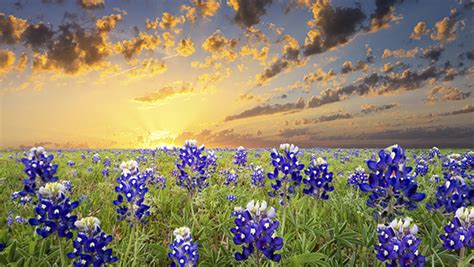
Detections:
1,0,473,148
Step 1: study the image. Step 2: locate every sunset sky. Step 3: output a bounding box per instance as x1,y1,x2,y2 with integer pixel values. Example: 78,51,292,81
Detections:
0,0,473,149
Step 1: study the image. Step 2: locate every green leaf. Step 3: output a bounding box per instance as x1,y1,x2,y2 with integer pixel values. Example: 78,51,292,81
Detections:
285,252,330,266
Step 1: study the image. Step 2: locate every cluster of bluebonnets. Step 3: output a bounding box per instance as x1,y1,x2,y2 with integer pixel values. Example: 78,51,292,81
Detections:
1,141,473,266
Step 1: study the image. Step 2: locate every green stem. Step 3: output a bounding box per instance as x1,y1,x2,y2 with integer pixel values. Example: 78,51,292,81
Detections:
458,247,465,267
281,204,287,237
254,240,261,267
58,237,66,266
122,226,135,266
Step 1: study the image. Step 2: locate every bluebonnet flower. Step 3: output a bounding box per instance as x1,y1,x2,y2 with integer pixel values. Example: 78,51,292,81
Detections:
348,166,369,187
91,153,100,164
28,182,78,239
81,153,86,160
231,200,283,263
375,217,425,266
102,168,109,177
233,146,248,168
113,160,150,223
87,167,93,173
426,174,473,214
67,217,117,267
358,144,426,223
15,215,26,224
440,207,473,251
442,153,472,177
7,216,13,226
429,147,441,159
67,160,76,167
0,243,5,252
250,164,265,187
145,168,167,190
414,159,428,177
302,157,334,199
18,147,59,198
168,226,199,267
267,144,304,205
174,140,214,196
227,195,236,202
222,170,239,186
103,157,111,167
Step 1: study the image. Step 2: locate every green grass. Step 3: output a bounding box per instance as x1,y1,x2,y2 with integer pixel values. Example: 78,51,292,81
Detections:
0,148,471,266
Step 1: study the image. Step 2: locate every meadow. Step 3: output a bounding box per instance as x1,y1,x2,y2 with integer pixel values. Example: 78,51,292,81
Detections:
0,143,472,267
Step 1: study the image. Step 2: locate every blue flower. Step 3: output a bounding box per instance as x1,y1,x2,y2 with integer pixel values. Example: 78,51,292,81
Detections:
174,140,215,196
375,217,425,267
440,207,473,251
28,182,78,239
168,227,199,267
227,195,236,202
358,145,426,223
348,166,369,187
103,157,111,167
250,164,265,187
113,160,150,223
17,147,59,198
426,173,473,214
145,168,166,190
67,217,117,267
231,200,283,263
267,144,304,205
233,146,248,168
91,153,100,164
303,157,334,199
414,159,429,177
222,170,239,186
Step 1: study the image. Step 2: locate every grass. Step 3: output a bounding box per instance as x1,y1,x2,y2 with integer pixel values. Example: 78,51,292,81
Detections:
0,148,471,266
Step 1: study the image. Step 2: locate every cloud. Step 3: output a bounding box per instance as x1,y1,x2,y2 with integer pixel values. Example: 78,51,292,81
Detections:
115,31,161,60
422,46,444,62
228,0,273,28
225,97,305,121
369,0,403,32
438,104,474,116
22,23,54,50
239,45,269,63
176,38,196,56
192,0,220,17
134,82,195,103
361,103,399,114
303,0,366,57
381,47,419,58
317,111,353,122
303,67,336,85
126,58,167,79
410,21,429,40
0,49,16,75
175,128,274,148
308,66,439,108
382,61,408,73
256,34,303,85
426,86,471,103
340,60,368,74
0,13,28,45
431,9,460,42
79,0,105,9
200,31,238,62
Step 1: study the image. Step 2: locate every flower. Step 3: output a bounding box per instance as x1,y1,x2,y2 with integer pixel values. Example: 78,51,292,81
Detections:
18,147,59,198
414,159,429,177
233,146,248,167
168,226,199,267
250,164,265,187
347,166,368,187
67,217,117,266
91,153,100,164
375,217,425,266
227,195,236,202
120,159,139,176
174,140,214,196
302,157,334,199
222,170,239,186
75,217,101,235
28,182,78,239
267,144,304,205
358,145,426,223
231,200,283,263
113,160,150,223
440,207,474,251
427,174,473,214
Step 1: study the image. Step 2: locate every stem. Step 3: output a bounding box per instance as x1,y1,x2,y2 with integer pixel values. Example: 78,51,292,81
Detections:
58,237,66,266
458,247,465,267
281,204,287,237
254,242,261,267
122,225,135,266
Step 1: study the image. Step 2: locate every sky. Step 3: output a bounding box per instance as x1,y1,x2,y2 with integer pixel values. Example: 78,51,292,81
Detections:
0,0,473,149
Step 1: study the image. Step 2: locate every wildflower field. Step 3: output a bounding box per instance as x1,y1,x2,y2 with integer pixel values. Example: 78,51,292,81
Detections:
0,143,472,267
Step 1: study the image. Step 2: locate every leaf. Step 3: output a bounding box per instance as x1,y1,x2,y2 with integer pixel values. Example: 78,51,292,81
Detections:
285,252,330,266
7,241,16,262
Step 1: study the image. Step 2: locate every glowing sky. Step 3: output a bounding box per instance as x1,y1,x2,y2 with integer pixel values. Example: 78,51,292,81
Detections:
0,0,473,148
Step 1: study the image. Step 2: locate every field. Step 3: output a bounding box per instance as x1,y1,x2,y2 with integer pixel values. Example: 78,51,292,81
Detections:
0,145,472,266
